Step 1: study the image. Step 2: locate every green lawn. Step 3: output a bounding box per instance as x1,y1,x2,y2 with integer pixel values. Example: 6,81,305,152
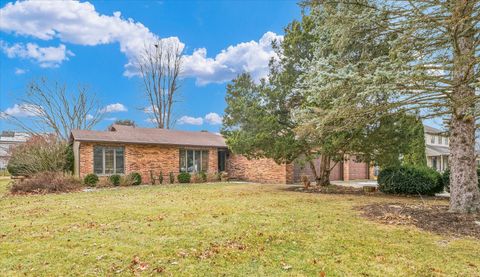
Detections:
0,179,479,276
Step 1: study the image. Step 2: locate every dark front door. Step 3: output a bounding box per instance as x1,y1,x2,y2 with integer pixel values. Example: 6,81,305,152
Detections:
218,150,227,172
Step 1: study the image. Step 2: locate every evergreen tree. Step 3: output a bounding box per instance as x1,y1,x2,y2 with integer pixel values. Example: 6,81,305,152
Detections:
299,0,479,212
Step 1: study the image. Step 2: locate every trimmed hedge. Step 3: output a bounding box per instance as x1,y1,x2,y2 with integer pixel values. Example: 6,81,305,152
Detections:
109,174,121,186
128,172,142,185
442,168,480,192
378,165,443,195
84,173,99,186
178,172,191,183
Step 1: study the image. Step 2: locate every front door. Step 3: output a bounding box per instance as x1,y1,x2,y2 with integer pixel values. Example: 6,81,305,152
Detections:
218,150,226,172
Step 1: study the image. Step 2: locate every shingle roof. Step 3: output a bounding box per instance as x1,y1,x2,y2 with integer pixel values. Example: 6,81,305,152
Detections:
424,125,444,134
71,124,227,148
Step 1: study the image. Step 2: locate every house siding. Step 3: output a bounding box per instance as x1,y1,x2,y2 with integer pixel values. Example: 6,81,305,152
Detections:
76,141,373,185
77,142,220,183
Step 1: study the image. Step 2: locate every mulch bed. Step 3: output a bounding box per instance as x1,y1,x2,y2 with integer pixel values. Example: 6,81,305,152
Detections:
356,203,480,239
289,184,376,195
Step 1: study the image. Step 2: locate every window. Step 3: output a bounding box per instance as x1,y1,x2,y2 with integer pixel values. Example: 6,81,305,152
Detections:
179,149,209,172
93,146,125,175
430,135,435,144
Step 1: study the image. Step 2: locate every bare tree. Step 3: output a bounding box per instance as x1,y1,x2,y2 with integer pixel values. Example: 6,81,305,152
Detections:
138,39,183,129
4,78,103,140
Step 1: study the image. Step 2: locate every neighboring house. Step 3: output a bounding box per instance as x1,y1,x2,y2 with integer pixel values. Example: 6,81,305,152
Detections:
70,124,374,184
424,125,450,172
0,131,29,170
424,124,480,172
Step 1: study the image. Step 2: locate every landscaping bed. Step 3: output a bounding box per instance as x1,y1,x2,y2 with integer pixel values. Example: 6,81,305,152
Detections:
356,203,480,239
289,184,376,195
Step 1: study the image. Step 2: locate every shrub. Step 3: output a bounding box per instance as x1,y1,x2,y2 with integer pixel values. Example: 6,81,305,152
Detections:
191,173,204,183
109,174,121,186
199,171,207,182
97,178,112,188
7,135,70,176
158,171,164,184
378,165,443,195
128,172,142,185
64,145,75,173
442,168,480,192
301,175,311,189
220,171,228,182
84,173,99,186
207,172,220,182
9,172,82,194
119,174,136,186
177,172,191,183
169,172,175,184
150,170,156,185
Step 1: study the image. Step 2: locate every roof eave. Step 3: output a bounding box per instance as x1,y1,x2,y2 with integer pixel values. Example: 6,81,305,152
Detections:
74,138,228,148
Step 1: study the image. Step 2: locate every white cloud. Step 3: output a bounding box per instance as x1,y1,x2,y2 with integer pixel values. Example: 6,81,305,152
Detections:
0,41,73,68
86,114,94,120
1,103,42,117
177,116,203,125
0,0,158,74
14,67,27,75
204,112,222,125
105,117,117,121
0,0,281,84
182,32,282,85
175,112,223,126
100,103,127,113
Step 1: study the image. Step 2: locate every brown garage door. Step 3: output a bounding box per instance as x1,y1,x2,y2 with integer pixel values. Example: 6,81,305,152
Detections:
348,160,369,180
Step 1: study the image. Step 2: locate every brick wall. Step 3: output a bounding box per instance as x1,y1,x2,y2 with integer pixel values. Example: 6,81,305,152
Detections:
77,142,219,183
77,141,371,185
79,142,94,177
227,154,292,184
125,144,179,183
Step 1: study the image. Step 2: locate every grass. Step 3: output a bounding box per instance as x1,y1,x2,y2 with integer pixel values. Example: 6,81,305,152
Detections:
0,179,479,276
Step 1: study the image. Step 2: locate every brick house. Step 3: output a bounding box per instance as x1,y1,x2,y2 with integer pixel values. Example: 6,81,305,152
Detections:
70,124,373,184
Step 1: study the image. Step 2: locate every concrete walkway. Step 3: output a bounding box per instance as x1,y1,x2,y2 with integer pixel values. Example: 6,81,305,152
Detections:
331,179,378,188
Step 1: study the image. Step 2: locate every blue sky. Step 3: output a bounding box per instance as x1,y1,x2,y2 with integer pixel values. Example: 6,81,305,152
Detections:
0,0,301,132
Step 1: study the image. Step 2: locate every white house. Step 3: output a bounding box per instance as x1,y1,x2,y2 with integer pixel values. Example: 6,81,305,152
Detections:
424,124,480,172
0,131,29,170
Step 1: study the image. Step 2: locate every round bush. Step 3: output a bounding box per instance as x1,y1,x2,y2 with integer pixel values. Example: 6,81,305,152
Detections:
128,172,142,185
199,171,207,182
177,172,191,183
378,165,443,195
84,173,99,186
442,168,480,192
109,174,121,186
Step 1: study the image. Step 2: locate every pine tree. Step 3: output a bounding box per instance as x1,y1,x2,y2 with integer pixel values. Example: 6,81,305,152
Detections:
300,0,479,212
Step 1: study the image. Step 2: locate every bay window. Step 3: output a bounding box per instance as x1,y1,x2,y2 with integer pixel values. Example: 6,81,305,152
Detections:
179,149,209,172
93,146,124,175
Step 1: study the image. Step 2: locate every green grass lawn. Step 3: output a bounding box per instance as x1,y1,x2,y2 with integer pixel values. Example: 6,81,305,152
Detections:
1,179,479,276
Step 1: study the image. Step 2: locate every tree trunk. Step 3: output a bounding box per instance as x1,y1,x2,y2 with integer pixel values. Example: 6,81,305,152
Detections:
308,155,331,186
449,0,480,213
